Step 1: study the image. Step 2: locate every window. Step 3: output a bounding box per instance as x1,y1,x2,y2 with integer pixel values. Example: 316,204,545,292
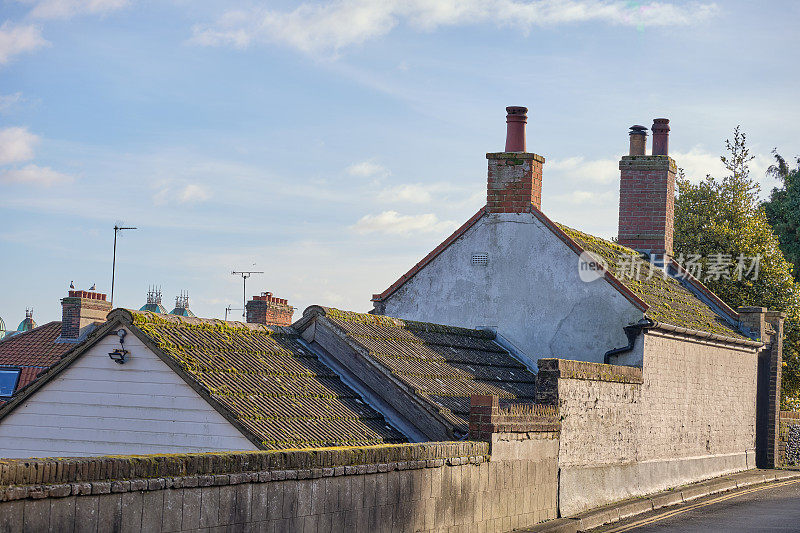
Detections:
0,368,21,397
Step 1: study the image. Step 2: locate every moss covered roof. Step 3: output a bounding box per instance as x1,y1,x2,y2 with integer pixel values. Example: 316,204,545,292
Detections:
321,308,537,436
556,224,745,339
129,311,407,450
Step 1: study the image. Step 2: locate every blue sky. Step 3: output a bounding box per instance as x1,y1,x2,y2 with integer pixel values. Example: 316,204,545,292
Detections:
1,0,799,326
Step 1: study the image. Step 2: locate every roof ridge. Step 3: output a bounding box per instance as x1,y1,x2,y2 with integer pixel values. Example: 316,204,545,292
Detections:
311,306,496,339
0,320,61,345
117,309,295,335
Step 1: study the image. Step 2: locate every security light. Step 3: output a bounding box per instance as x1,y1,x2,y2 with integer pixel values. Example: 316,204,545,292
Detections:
108,329,129,364
108,349,128,364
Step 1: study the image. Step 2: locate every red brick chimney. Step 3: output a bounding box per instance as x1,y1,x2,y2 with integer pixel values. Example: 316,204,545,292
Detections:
60,290,112,340
486,106,546,214
617,119,677,257
245,292,294,326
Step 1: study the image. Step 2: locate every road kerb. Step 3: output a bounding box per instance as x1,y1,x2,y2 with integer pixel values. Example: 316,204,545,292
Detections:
527,469,800,532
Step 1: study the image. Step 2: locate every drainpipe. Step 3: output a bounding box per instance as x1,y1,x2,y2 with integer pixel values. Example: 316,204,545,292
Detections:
604,317,655,364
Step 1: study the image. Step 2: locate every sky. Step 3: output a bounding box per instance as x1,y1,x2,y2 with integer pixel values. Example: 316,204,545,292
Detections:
1,0,799,327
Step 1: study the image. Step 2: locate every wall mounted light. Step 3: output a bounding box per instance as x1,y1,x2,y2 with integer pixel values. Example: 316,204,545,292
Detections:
108,328,129,364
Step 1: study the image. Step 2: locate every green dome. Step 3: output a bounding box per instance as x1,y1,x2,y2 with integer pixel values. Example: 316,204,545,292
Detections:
140,303,167,313
170,292,194,317
17,317,36,332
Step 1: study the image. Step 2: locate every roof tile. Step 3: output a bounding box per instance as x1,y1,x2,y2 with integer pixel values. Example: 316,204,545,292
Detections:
129,311,407,449
321,308,538,436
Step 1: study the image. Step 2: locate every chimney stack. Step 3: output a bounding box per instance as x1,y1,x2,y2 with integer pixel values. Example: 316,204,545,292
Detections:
246,291,294,326
486,106,546,214
617,119,676,257
60,289,111,340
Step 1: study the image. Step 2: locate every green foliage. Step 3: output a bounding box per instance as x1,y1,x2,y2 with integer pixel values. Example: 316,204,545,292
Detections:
763,151,800,282
673,127,800,407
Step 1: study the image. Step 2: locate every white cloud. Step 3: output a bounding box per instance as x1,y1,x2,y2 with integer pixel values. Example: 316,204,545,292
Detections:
20,0,129,19
672,146,778,197
0,164,71,186
0,126,38,165
671,146,726,182
553,189,615,205
548,156,619,184
0,22,48,65
351,210,457,235
192,0,717,55
0,92,24,113
153,183,212,205
379,184,433,204
377,183,462,204
346,160,390,178
179,183,212,204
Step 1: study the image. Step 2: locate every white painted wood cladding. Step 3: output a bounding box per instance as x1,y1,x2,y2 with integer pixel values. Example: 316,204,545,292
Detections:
0,328,257,458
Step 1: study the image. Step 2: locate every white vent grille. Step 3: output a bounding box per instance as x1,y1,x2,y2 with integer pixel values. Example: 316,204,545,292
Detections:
472,253,489,266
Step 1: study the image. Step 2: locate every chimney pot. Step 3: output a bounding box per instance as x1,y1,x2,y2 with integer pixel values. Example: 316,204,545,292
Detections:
504,106,528,152
628,125,648,156
652,118,670,156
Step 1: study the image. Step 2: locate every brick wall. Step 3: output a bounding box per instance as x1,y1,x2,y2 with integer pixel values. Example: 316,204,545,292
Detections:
779,411,800,467
0,439,559,532
469,394,560,441
617,155,676,256
486,153,544,213
245,292,294,326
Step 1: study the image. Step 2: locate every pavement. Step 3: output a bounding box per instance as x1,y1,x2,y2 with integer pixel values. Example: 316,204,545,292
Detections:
594,477,800,532
520,469,800,533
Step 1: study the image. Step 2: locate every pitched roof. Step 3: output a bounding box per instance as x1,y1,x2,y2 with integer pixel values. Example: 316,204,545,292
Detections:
371,204,746,342
556,224,746,340
315,308,537,436
125,310,407,449
0,321,73,368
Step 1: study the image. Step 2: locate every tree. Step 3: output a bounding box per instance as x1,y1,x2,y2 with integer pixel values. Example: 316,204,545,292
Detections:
673,127,800,407
763,151,800,282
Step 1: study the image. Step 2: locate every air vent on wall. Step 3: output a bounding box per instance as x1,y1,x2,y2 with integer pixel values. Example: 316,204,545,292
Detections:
472,253,489,266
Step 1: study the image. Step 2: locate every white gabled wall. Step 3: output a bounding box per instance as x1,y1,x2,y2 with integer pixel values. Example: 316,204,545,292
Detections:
0,328,258,458
381,212,644,363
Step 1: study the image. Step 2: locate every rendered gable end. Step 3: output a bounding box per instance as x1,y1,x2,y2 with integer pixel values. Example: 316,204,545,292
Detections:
0,327,257,458
379,211,644,363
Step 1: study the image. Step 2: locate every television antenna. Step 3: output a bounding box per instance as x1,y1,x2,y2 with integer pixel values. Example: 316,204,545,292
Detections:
111,224,137,306
231,271,263,319
224,305,244,321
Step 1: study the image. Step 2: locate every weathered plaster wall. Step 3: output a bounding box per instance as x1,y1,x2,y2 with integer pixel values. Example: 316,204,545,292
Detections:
0,328,257,458
380,212,643,364
547,331,759,515
0,440,558,533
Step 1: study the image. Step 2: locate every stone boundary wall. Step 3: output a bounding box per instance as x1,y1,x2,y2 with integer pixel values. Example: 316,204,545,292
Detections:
779,411,800,467
535,358,643,406
0,439,559,532
0,442,481,489
539,340,759,516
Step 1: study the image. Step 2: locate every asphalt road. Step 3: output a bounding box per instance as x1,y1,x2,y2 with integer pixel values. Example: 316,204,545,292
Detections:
597,478,800,532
